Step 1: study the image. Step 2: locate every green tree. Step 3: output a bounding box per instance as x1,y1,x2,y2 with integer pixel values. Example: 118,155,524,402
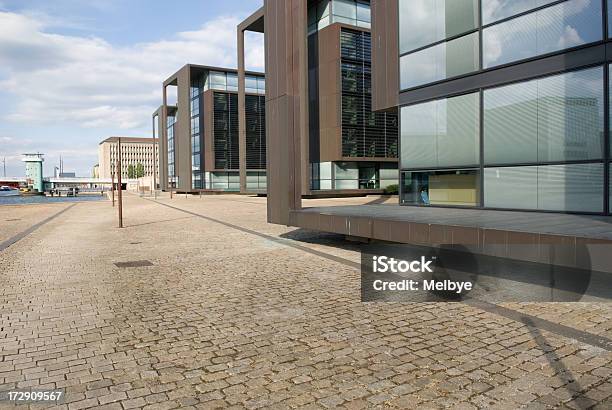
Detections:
127,164,135,179
136,163,145,178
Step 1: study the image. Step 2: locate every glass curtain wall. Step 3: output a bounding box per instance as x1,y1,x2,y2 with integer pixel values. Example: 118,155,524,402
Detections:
190,75,204,189
340,28,398,159
399,0,603,90
400,66,607,213
167,115,176,187
308,0,371,34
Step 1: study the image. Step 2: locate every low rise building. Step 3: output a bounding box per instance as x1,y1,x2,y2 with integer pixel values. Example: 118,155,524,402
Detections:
98,137,159,180
157,65,266,192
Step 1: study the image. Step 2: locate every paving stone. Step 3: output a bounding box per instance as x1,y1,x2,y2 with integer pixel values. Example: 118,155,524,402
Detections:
0,194,610,410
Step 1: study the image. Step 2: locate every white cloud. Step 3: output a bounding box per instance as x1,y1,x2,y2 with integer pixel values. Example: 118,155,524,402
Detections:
0,11,265,131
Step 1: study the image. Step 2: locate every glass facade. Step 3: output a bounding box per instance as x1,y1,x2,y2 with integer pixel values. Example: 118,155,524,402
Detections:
245,95,266,170
308,0,371,34
399,0,478,54
167,115,176,185
245,75,266,95
401,170,480,207
482,0,602,69
246,171,267,191
311,162,398,190
190,76,203,189
400,65,609,213
204,172,240,191
202,71,264,94
484,164,604,212
401,92,480,169
399,0,603,90
340,29,398,158
484,67,604,164
213,92,239,171
482,0,559,25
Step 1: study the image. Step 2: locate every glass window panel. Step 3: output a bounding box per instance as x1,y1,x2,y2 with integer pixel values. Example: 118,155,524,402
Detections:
333,15,356,25
399,0,478,54
537,67,604,162
484,80,538,164
402,170,480,206
538,163,603,213
400,32,479,90
356,1,370,22
318,15,331,30
257,77,265,92
537,0,602,55
484,67,604,165
485,167,538,209
209,71,227,89
319,0,330,18
401,92,480,169
483,0,602,69
482,0,557,25
609,0,612,38
227,73,238,87
437,92,480,167
333,0,357,19
401,100,438,169
335,163,359,179
245,76,258,92
485,164,603,212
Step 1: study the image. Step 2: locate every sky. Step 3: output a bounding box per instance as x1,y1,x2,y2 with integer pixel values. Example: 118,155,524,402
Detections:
0,0,264,177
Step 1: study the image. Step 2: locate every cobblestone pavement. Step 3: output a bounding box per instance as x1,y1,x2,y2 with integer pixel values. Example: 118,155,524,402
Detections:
0,193,611,409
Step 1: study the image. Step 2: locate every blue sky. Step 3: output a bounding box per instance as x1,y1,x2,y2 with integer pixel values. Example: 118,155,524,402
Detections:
0,0,264,177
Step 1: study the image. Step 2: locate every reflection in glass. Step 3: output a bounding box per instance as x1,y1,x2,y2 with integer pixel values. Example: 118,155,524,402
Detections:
485,164,603,212
401,170,480,207
484,67,604,165
483,0,602,69
399,0,478,54
401,92,480,169
482,0,557,25
400,32,478,89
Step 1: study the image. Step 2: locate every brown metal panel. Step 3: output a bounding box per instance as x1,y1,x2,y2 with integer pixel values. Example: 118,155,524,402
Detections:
347,216,373,238
539,234,575,268
481,229,508,258
203,90,215,173
372,219,390,241
265,0,307,224
409,223,430,245
317,25,342,163
506,232,540,263
371,0,399,112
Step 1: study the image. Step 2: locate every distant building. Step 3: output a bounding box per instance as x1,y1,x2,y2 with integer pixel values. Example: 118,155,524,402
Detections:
156,65,266,193
98,137,159,180
22,153,44,192
93,164,99,178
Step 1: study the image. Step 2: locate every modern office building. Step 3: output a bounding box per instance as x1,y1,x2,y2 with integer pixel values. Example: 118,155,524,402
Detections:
260,0,612,273
157,65,265,193
98,137,159,180
239,0,399,196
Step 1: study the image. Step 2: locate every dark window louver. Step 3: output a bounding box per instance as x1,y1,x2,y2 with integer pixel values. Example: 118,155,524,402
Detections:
245,94,266,170
340,29,398,159
213,92,240,170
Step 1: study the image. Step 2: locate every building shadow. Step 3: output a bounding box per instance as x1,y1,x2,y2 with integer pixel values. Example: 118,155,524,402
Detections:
521,317,587,409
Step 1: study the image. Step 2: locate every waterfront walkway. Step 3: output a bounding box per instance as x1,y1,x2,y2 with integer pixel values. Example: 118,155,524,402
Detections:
0,194,611,409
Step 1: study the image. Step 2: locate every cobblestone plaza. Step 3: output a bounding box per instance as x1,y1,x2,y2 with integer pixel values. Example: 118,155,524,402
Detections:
1,194,611,409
